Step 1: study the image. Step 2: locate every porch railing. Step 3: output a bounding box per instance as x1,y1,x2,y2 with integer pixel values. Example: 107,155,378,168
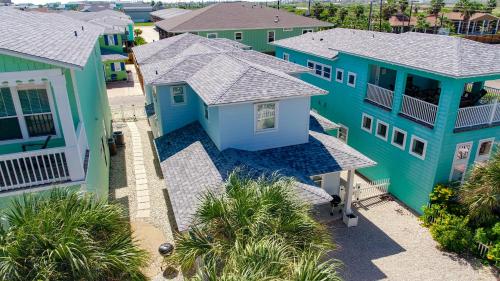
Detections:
365,83,394,109
0,147,70,191
455,99,500,129
400,95,438,126
353,179,390,202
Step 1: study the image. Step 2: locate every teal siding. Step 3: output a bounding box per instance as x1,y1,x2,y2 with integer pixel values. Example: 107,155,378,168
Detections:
275,46,500,213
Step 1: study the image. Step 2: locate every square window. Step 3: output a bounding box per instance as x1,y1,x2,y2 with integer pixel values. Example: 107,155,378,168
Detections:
391,127,407,149
376,120,388,141
207,33,217,39
478,140,492,156
347,72,357,87
283,28,293,32
307,61,314,69
267,31,275,43
18,88,55,137
410,136,427,160
336,69,344,83
323,66,331,79
315,64,322,76
234,32,242,40
171,86,186,105
302,29,313,34
256,102,277,132
361,113,373,133
337,124,348,143
283,53,289,61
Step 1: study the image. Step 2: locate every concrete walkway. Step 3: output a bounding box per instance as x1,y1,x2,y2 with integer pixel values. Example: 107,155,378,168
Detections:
128,122,151,218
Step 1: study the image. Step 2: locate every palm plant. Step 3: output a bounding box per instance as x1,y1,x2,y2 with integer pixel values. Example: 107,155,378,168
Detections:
167,171,341,280
459,150,500,227
0,189,148,281
429,0,445,33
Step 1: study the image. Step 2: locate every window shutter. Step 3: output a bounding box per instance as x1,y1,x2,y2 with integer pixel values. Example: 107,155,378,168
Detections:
110,63,115,71
113,34,118,45
120,62,125,71
104,35,109,46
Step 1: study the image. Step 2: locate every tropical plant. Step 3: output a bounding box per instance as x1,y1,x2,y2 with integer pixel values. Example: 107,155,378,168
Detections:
459,150,500,226
313,2,324,20
134,36,147,46
454,0,481,33
487,0,497,11
327,3,339,18
338,7,349,23
429,0,445,33
166,171,341,280
398,0,409,13
430,212,473,252
134,28,143,37
382,0,398,20
416,14,430,32
0,189,148,281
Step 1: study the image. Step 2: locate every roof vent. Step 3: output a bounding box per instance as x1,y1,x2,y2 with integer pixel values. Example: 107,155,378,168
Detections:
274,15,279,23
320,38,323,41
74,31,78,37
81,26,84,31
155,70,158,75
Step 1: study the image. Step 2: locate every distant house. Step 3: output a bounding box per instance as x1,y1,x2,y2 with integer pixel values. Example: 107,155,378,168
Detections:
121,2,152,23
61,10,133,82
154,2,333,53
273,28,500,213
0,0,11,6
389,14,418,33
0,8,112,207
150,8,191,22
132,33,376,231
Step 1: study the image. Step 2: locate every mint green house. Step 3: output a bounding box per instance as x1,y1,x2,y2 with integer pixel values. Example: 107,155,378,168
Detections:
62,10,134,82
274,29,500,213
0,8,112,207
155,2,332,54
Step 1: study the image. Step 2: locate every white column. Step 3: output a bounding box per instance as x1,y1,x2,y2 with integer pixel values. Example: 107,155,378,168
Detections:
466,21,471,35
457,21,462,34
495,20,499,34
343,169,355,215
481,20,486,34
51,74,85,181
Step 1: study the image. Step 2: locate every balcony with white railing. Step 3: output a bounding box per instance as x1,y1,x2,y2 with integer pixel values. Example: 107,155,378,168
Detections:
455,85,500,131
400,95,438,127
365,83,395,110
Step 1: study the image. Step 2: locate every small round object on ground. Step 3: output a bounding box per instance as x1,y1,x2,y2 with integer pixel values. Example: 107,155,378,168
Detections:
158,243,174,257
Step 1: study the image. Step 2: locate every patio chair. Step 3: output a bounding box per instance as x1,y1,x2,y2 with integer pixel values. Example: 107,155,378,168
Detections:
460,89,487,108
22,135,52,152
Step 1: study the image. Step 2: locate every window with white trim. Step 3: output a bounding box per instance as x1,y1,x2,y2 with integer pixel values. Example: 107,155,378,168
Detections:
283,53,289,61
0,87,22,141
207,33,217,39
337,124,348,143
171,86,186,105
391,127,407,150
267,30,275,43
476,138,494,163
410,136,427,160
307,60,332,81
302,29,313,34
375,120,389,141
450,142,473,182
255,102,277,132
347,72,357,87
108,34,116,45
283,28,293,32
234,32,243,41
361,113,373,133
335,68,344,83
113,62,122,71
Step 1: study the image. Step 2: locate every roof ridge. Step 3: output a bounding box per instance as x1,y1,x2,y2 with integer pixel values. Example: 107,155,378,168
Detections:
210,56,252,104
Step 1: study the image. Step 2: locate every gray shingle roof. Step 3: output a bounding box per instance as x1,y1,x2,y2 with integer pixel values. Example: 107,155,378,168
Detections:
273,28,500,78
150,8,191,20
0,7,103,68
135,33,323,105
310,110,340,132
61,10,132,35
155,121,375,231
155,2,333,33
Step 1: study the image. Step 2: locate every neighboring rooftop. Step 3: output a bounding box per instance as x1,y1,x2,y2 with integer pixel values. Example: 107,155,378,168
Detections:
134,33,325,105
61,10,132,34
155,2,333,33
273,28,500,78
155,121,375,231
0,7,103,68
150,7,191,21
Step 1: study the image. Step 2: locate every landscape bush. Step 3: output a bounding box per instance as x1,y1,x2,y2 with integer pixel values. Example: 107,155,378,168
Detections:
429,212,473,252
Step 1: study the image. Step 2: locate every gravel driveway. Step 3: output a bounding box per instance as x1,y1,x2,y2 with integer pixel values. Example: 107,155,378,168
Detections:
327,197,498,281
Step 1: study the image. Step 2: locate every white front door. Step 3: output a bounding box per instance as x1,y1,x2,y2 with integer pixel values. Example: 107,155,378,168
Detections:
449,142,473,182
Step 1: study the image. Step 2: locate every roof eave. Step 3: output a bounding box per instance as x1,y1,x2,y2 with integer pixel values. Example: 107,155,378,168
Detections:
0,49,83,70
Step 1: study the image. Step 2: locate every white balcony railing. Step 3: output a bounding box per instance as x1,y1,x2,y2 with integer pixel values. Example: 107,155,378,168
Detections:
400,95,438,126
455,100,500,129
365,83,394,109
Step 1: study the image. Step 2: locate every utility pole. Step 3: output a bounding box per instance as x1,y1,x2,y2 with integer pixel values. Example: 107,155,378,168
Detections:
368,0,374,30
278,0,280,10
379,0,383,31
407,1,414,30
308,0,311,17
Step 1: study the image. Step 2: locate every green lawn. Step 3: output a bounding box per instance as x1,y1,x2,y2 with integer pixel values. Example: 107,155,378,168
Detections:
134,22,154,27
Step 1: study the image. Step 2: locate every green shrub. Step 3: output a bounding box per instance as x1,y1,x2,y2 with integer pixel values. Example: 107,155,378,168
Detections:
430,184,456,205
430,213,473,252
421,204,443,227
487,242,500,263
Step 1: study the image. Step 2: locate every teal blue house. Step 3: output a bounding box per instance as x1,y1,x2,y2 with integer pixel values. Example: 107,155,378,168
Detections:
0,8,112,207
274,29,500,213
133,33,376,231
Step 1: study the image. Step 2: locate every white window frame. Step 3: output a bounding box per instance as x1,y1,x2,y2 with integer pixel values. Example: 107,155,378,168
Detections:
375,120,389,141
475,138,495,163
335,68,344,83
254,101,279,133
307,60,332,81
267,30,275,43
283,53,290,61
302,29,313,34
113,62,122,72
0,84,61,145
108,34,116,45
409,135,427,160
391,127,407,150
283,27,293,32
361,113,373,133
337,124,349,143
234,31,243,41
347,71,357,88
206,33,218,39
449,141,473,182
170,85,187,106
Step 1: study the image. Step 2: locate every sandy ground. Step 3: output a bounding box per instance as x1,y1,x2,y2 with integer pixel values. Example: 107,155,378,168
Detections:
107,64,144,108
137,25,160,43
328,197,498,281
